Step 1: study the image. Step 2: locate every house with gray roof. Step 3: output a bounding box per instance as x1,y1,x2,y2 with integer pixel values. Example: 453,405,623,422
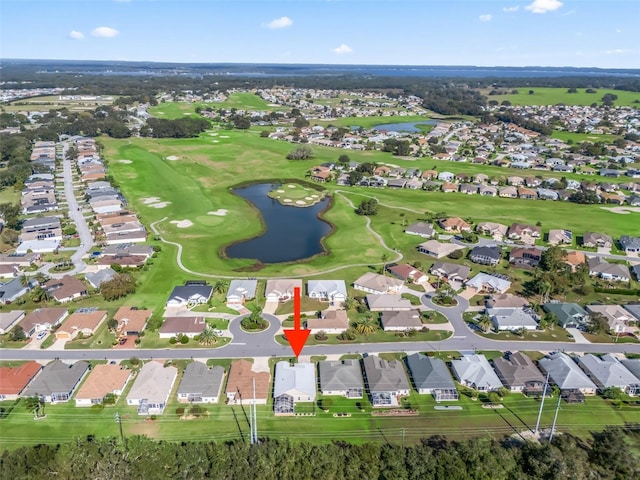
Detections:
366,294,413,312
273,361,316,415
620,236,640,254
0,277,29,305
582,232,613,248
353,272,403,294
621,359,640,395
450,354,503,392
588,257,631,282
405,353,458,400
362,355,410,407
487,308,538,331
623,304,640,322
538,353,596,394
0,310,25,334
307,279,347,304
485,293,529,309
166,282,213,307
318,360,364,398
226,279,257,306
466,273,511,294
542,303,589,328
491,352,545,394
578,354,640,394
127,361,178,415
430,262,471,283
547,229,572,246
177,361,225,404
22,360,89,403
85,268,117,289
418,240,464,259
380,309,423,331
469,245,502,266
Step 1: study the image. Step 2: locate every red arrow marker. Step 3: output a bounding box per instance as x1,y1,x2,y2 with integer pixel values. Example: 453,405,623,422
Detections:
283,286,310,358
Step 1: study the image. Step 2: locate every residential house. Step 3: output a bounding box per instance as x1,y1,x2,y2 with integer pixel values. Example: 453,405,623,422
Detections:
264,279,303,302
564,251,586,272
621,359,640,394
633,264,640,281
0,252,40,268
478,185,497,197
548,229,572,246
450,354,503,392
441,182,459,193
318,360,364,398
620,236,640,255
74,364,132,407
387,264,428,284
418,240,464,259
307,280,347,304
273,361,316,415
84,268,117,289
159,316,206,339
366,294,412,311
507,176,524,186
23,360,90,403
166,282,213,307
459,184,478,195
353,272,403,294
485,293,529,309
437,171,454,182
114,306,152,337
586,305,637,334
19,217,62,243
543,302,590,328
405,222,435,238
127,361,178,415
518,187,537,200
0,310,25,334
538,353,597,395
476,222,508,240
405,353,458,401
19,308,68,337
0,277,29,305
177,362,225,403
466,273,512,294
44,275,88,303
492,352,546,394
487,308,538,331
225,359,270,405
588,257,631,282
226,279,258,306
430,262,471,284
469,245,502,266
499,186,518,198
438,217,471,233
582,232,613,249
55,310,107,341
362,355,410,407
0,361,42,401
509,247,543,268
380,309,423,331
578,354,640,394
507,223,542,241
306,309,349,334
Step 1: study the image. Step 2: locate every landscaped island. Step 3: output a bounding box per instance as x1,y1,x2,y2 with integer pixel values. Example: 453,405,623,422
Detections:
267,182,327,207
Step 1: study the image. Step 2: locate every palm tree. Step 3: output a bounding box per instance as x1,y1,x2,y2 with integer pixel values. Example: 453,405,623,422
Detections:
353,315,377,335
198,327,218,346
30,286,51,303
381,253,389,275
342,297,357,311
24,396,42,418
478,314,493,333
212,280,229,295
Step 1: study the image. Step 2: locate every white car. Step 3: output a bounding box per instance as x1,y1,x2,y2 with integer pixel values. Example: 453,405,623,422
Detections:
36,331,48,340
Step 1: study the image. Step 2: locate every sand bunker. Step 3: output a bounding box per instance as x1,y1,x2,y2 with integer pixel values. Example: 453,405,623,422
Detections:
150,202,170,209
277,189,285,193
601,206,640,214
208,209,228,216
118,159,132,164
283,199,292,203
170,219,193,228
212,140,219,143
166,155,179,161
310,194,319,198
305,196,313,200
288,185,296,188
295,200,305,205
209,133,219,136
219,135,230,139
142,197,161,205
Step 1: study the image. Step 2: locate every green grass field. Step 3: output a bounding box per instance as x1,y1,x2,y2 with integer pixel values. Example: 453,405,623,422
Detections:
2,94,119,113
551,130,621,144
483,87,640,107
148,94,287,120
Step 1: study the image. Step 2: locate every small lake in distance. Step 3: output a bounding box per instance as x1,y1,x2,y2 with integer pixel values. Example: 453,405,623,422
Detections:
372,120,439,133
224,183,332,264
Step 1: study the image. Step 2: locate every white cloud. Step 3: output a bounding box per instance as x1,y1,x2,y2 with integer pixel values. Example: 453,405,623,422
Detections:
525,0,563,14
91,26,120,38
615,29,622,34
69,30,85,40
332,43,353,55
479,14,492,22
605,49,633,55
503,6,520,12
265,16,293,29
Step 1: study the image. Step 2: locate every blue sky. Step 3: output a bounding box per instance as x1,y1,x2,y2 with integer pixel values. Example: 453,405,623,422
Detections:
1,0,638,68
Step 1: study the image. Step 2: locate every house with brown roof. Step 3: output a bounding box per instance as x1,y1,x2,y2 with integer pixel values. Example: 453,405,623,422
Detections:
517,187,537,199
225,359,270,405
19,307,69,337
75,364,132,406
0,361,42,400
476,222,508,240
380,310,423,331
306,309,349,334
418,240,464,259
55,310,107,340
492,352,546,395
509,247,543,268
265,279,303,302
114,306,152,337
564,251,586,271
507,223,541,241
438,217,471,233
44,275,88,303
485,293,529,309
387,264,428,284
582,232,613,248
159,316,206,339
441,182,459,193
353,272,403,294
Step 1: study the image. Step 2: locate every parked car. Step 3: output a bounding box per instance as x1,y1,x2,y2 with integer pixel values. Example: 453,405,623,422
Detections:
36,331,48,340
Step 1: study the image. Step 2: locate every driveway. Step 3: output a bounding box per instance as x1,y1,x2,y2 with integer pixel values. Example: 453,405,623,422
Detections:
565,328,591,344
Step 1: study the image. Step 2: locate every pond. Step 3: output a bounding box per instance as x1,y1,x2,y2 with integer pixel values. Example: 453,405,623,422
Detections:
372,120,439,133
224,183,332,263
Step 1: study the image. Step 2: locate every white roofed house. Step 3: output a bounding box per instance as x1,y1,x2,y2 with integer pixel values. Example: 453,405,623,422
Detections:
487,308,538,332
578,354,640,395
366,294,413,312
450,354,503,392
307,279,347,304
273,361,316,415
264,278,303,303
226,279,257,306
353,272,403,295
127,361,178,415
465,273,511,294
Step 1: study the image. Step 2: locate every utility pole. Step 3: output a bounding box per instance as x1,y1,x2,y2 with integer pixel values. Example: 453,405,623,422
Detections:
252,377,258,444
115,412,124,443
549,394,562,442
401,428,406,449
534,373,550,434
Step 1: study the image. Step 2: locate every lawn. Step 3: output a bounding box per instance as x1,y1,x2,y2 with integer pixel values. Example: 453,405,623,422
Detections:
0,186,20,204
148,94,287,120
476,328,575,343
3,94,119,113
482,87,640,107
315,115,438,130
551,130,621,144
276,329,452,346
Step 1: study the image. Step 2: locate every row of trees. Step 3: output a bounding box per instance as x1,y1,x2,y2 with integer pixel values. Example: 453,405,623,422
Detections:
1,426,638,479
142,117,210,138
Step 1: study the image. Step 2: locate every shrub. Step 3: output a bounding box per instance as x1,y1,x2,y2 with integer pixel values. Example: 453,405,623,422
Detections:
176,407,185,416
169,337,177,345
180,335,189,344
447,249,464,260
314,330,328,341
319,398,333,410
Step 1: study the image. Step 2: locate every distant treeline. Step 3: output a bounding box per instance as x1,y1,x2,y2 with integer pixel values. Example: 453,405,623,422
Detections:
1,426,639,480
142,117,210,138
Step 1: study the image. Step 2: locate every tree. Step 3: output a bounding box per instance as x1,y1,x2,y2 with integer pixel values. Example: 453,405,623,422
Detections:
101,274,136,301
585,312,609,335
212,280,229,295
198,327,218,346
539,246,567,273
343,297,358,311
293,116,309,128
478,314,493,333
9,325,26,341
24,395,43,418
355,198,378,216
338,154,350,164
107,318,118,331
602,386,623,400
353,315,377,335
29,286,51,303
286,146,314,160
